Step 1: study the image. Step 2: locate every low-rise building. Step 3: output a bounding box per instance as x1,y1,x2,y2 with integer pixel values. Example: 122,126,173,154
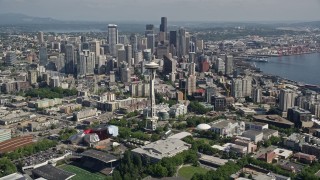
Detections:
302,143,320,159
241,130,263,143
169,103,188,117
273,148,293,159
284,133,306,151
73,108,98,121
28,98,62,109
262,129,279,140
245,122,268,131
132,139,190,163
0,129,11,143
234,137,257,153
287,107,313,128
293,152,317,164
210,120,245,137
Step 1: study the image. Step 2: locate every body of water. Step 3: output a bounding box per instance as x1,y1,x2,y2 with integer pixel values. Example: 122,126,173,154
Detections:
256,53,320,86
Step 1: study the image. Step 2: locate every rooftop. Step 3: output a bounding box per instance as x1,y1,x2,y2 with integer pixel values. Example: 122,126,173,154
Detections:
32,165,75,180
81,149,118,164
132,139,190,160
199,154,228,166
210,119,236,129
168,132,192,140
253,115,294,126
242,130,263,137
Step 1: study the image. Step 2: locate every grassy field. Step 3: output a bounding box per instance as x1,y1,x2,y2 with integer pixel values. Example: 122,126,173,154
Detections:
59,164,107,180
178,166,209,180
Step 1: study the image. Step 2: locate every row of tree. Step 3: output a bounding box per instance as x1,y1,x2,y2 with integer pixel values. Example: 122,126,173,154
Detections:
188,101,212,114
25,87,77,99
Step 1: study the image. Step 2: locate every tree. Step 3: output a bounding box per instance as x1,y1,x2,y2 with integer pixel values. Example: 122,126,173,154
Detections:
0,158,17,177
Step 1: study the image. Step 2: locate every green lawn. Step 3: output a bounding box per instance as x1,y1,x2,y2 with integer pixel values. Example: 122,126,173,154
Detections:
178,166,209,180
58,164,107,180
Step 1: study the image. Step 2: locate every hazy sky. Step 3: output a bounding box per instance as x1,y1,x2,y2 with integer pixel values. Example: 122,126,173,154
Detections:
0,0,319,22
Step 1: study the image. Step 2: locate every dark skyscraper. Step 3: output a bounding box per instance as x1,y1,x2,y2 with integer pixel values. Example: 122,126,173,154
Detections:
65,44,75,74
169,31,177,47
145,24,154,37
160,17,167,32
129,33,138,53
177,27,186,58
81,36,87,43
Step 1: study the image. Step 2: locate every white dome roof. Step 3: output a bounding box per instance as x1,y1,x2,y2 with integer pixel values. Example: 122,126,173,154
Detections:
196,123,211,130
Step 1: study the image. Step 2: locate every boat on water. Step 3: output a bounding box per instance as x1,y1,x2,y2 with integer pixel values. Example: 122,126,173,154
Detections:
245,57,268,63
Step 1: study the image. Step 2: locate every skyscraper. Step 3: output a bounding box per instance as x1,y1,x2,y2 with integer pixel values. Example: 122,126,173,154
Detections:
169,31,177,47
118,35,128,44
78,52,87,76
129,33,138,53
5,51,17,66
280,89,297,112
145,24,154,37
89,40,101,58
117,48,126,66
125,44,132,67
56,54,65,73
162,55,176,76
225,55,234,76
160,17,167,33
81,36,87,43
108,24,118,57
65,44,75,74
231,76,252,99
86,52,95,75
134,51,143,65
187,75,197,96
38,31,44,44
143,49,152,61
177,28,186,58
147,34,155,54
39,44,48,66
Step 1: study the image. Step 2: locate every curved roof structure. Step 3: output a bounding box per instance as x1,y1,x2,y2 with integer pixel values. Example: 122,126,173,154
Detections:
196,123,211,130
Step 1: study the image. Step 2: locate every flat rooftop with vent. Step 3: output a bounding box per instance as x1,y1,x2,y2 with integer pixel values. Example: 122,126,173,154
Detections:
132,138,191,163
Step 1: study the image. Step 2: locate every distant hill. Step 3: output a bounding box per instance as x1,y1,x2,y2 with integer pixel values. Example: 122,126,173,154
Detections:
0,13,61,24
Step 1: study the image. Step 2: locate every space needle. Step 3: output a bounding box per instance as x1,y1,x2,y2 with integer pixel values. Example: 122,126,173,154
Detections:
145,61,159,131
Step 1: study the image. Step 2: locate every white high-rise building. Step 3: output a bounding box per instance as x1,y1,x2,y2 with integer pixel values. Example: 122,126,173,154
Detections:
86,52,95,75
78,52,87,76
187,75,197,96
215,58,225,74
279,89,297,112
231,76,252,99
225,55,234,75
38,31,44,44
232,78,243,99
89,40,101,58
252,88,262,103
108,24,118,57
125,44,132,67
134,51,143,65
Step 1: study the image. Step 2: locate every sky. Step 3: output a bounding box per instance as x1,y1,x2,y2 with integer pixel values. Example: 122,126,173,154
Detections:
0,0,319,22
